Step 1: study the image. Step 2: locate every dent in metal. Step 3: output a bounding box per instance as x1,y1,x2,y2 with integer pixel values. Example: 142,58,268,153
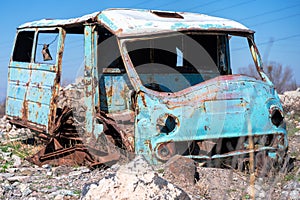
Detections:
6,8,287,168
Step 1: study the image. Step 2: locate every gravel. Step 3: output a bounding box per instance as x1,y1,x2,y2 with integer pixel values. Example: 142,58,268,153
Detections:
0,88,299,200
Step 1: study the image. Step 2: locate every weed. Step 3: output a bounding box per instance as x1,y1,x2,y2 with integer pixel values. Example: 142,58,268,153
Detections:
290,152,298,158
227,188,237,192
29,185,39,192
1,141,32,159
286,122,299,136
195,179,210,198
0,160,13,172
284,174,294,181
73,190,82,195
46,185,53,189
0,141,39,173
285,112,300,136
287,129,299,137
0,145,9,152
243,194,251,199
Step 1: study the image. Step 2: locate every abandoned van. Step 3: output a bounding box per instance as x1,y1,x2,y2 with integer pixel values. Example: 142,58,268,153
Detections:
6,8,287,169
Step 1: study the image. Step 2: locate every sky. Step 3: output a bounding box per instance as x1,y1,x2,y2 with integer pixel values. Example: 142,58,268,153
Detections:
0,0,299,100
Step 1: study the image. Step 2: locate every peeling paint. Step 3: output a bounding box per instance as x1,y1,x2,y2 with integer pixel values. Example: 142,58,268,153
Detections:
6,8,287,168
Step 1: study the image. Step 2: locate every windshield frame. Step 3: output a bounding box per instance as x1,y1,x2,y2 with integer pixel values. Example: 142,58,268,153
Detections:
118,31,269,96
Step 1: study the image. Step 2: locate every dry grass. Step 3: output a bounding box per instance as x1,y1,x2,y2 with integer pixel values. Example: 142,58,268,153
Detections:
195,179,211,199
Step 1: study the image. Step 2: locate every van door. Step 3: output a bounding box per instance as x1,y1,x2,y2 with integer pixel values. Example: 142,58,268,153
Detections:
6,28,65,133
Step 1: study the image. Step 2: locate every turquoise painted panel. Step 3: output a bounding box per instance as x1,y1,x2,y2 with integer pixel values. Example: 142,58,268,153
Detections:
6,97,23,117
29,68,56,86
8,67,30,83
27,101,51,125
7,82,27,100
138,74,208,92
7,63,57,126
99,74,132,113
84,25,95,135
6,28,63,131
26,85,52,105
134,75,287,164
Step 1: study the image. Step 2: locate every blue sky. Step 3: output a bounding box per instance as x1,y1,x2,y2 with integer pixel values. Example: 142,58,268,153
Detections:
0,0,299,100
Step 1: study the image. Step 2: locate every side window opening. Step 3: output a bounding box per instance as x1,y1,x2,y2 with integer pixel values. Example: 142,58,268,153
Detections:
35,30,59,64
61,32,84,86
97,30,125,73
97,28,133,113
229,35,260,79
12,31,35,62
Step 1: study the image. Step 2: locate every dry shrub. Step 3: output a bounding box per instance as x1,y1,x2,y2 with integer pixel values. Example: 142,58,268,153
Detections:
0,99,5,117
195,179,211,199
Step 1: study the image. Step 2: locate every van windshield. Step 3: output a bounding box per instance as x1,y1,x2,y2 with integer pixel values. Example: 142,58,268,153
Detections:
124,33,230,92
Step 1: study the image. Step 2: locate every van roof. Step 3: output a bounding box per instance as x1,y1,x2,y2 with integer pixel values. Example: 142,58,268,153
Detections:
18,8,254,36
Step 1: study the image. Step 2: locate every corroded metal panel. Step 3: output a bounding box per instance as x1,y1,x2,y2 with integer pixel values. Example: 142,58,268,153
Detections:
6,28,65,132
83,25,97,135
19,11,100,29
99,75,132,112
133,76,287,164
97,9,253,37
7,8,288,168
18,9,253,36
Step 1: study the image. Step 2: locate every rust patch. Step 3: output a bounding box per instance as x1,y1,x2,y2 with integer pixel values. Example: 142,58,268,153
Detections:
96,111,134,152
27,138,119,167
10,117,46,132
107,87,113,98
21,100,29,121
144,140,152,152
26,107,133,167
156,141,176,161
114,28,123,35
35,111,39,119
139,92,147,107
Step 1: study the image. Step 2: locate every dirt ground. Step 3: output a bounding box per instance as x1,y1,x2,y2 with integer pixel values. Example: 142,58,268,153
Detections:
0,103,299,199
157,133,299,200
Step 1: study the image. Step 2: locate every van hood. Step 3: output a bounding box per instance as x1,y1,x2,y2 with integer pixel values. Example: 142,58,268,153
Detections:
135,75,285,146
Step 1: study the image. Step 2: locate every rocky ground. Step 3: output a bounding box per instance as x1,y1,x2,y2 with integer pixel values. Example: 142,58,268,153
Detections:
0,89,299,200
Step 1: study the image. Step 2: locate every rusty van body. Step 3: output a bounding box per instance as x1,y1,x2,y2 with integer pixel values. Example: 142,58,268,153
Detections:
6,8,287,167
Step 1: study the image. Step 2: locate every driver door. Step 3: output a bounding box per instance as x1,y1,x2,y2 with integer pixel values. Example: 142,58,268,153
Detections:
6,28,65,133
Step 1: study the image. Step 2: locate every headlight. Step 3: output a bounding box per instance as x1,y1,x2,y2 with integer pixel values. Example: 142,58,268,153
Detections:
269,106,284,127
156,114,178,134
